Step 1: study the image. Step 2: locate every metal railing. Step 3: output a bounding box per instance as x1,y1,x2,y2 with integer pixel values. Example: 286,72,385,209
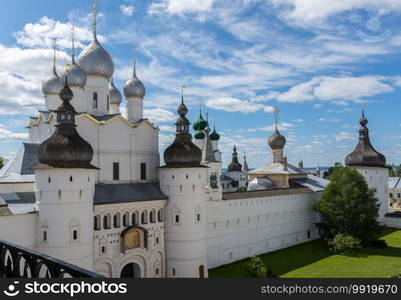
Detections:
0,240,103,278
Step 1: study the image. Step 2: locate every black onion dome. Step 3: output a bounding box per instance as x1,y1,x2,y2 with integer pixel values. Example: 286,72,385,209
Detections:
228,145,242,171
345,111,386,168
268,127,286,150
163,96,202,167
38,78,95,169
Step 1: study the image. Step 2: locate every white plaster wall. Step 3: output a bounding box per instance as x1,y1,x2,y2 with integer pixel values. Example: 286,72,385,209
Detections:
160,167,209,278
84,76,110,116
355,167,389,220
126,97,143,123
93,200,166,278
69,87,86,113
0,213,37,249
76,118,159,183
44,94,60,111
35,168,96,270
0,183,35,193
206,191,321,268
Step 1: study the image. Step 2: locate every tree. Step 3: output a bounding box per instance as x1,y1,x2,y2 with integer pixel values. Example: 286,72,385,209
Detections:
314,166,381,245
323,162,342,179
0,156,4,169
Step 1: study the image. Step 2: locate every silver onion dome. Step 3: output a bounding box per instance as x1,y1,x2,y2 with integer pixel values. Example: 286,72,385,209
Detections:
268,128,286,150
76,39,114,79
109,78,122,105
60,61,87,88
42,67,63,95
124,73,145,98
60,33,87,88
42,49,63,95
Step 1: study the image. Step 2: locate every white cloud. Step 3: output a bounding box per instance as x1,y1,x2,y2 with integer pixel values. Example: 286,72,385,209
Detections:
319,118,341,122
335,132,356,142
272,76,394,105
120,5,135,16
270,0,401,27
13,16,99,50
148,0,216,15
144,108,176,123
159,125,176,132
258,122,294,132
0,125,28,141
205,97,276,114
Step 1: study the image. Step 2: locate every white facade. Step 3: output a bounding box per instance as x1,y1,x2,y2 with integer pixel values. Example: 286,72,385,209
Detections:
93,200,166,277
35,167,96,270
353,166,388,221
160,167,209,278
126,96,144,123
206,190,321,268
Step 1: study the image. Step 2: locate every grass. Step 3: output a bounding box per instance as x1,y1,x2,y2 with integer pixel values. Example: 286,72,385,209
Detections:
209,228,401,278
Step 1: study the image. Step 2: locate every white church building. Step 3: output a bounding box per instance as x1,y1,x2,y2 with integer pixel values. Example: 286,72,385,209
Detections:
0,4,395,278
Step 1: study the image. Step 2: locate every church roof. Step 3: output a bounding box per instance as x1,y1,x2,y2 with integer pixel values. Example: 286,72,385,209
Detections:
248,162,306,175
0,183,167,210
91,183,168,204
0,143,40,177
290,174,329,192
345,111,386,168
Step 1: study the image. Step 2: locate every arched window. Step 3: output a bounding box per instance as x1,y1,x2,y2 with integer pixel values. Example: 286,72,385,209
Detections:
113,213,121,228
94,215,100,231
141,211,148,225
123,212,129,227
93,92,98,109
103,215,110,229
150,209,156,223
132,212,139,225
157,209,164,222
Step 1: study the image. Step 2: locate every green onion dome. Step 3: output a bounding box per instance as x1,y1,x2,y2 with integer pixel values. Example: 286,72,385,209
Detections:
210,128,220,141
194,130,205,140
193,112,207,131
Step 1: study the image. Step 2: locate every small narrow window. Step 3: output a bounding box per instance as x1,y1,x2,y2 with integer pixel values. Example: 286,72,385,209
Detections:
58,190,62,199
70,176,73,182
113,162,120,180
175,214,180,224
48,177,51,183
94,216,100,230
43,231,47,242
156,237,159,244
155,268,159,275
101,246,106,253
140,163,147,180
197,213,201,222
172,268,176,276
93,92,98,109
107,95,110,111
307,230,311,239
73,230,78,240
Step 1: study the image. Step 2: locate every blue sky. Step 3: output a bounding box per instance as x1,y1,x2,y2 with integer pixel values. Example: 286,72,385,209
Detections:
1,0,401,169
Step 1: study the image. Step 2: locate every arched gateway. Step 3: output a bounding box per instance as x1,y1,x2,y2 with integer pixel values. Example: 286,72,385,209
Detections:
120,263,141,278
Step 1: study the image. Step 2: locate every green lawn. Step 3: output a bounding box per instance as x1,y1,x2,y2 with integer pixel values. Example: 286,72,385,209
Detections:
209,228,401,278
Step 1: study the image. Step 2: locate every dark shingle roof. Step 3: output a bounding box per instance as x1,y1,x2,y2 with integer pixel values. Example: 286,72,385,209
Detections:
0,183,167,206
94,183,167,205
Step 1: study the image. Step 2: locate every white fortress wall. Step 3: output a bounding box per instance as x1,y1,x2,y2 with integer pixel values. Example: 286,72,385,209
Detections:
206,190,321,268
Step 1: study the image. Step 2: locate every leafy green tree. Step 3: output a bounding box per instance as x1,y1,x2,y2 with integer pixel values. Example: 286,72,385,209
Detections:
323,162,342,179
386,164,401,177
315,166,381,245
0,156,4,169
